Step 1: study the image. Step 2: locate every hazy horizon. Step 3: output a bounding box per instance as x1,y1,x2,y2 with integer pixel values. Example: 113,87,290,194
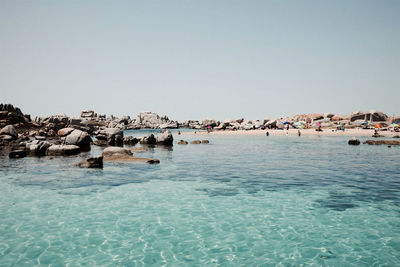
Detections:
1,0,399,121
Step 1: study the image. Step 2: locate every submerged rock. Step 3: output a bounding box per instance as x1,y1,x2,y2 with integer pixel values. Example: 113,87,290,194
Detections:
177,140,188,145
9,150,26,159
77,156,103,168
102,146,159,164
46,145,80,156
201,140,210,144
190,140,201,144
364,140,400,145
348,138,360,145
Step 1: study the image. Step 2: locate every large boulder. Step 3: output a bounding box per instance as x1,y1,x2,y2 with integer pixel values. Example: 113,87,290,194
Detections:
123,136,140,146
77,156,103,168
64,129,91,149
102,146,159,164
46,145,80,156
96,128,123,146
155,131,173,146
350,110,388,122
140,134,156,145
9,150,27,159
23,140,52,156
57,127,75,137
135,111,178,129
0,125,18,140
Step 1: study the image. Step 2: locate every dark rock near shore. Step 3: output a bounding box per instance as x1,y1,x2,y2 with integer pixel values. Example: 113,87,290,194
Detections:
77,156,103,168
155,131,173,146
141,134,156,145
123,136,140,146
46,145,80,156
201,140,210,144
348,138,360,145
177,140,188,145
364,140,400,145
9,150,27,159
96,128,123,146
190,140,201,144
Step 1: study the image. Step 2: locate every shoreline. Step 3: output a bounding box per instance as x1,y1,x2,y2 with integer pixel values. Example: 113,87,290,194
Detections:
182,128,399,137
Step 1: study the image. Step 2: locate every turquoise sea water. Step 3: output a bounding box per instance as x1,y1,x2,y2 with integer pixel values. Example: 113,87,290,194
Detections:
1,132,400,266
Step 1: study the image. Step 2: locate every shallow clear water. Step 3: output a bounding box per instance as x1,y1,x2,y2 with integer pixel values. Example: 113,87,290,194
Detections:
1,133,400,266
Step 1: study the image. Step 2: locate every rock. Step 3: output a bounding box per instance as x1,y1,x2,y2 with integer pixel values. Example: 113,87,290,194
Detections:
202,119,218,127
96,128,123,146
25,140,52,156
123,136,140,146
102,147,132,157
0,125,18,139
348,138,360,145
372,134,383,138
190,140,201,144
178,140,188,145
35,136,46,141
80,110,95,118
135,111,178,129
393,135,400,139
140,134,156,145
64,129,91,149
77,156,103,168
155,131,173,146
102,146,159,164
57,127,75,137
9,150,27,159
350,110,388,122
201,140,210,144
364,140,400,145
94,140,108,146
130,147,148,153
46,145,81,156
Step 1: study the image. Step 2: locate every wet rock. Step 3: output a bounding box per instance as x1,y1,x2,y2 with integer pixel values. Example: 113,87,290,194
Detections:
201,140,210,144
94,140,108,146
130,147,148,153
46,145,80,156
123,136,140,146
364,140,400,145
155,131,173,146
393,135,400,138
0,125,18,139
178,140,188,145
348,138,360,145
25,140,52,156
9,150,26,159
140,134,156,145
77,156,103,168
190,140,201,144
35,136,46,141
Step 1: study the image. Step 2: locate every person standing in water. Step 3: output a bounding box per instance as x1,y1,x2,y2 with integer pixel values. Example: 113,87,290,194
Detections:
298,130,301,136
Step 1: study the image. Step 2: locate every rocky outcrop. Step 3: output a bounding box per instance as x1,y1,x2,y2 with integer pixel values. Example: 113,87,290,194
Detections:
0,104,30,127
0,125,18,140
364,140,400,145
350,110,388,122
155,131,173,146
133,112,178,129
21,140,52,156
46,145,81,156
77,156,103,168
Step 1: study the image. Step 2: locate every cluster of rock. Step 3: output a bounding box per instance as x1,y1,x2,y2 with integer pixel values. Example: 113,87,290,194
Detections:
0,104,32,128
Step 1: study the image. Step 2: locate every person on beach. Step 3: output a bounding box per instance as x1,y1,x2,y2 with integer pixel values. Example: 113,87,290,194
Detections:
298,130,301,136
266,131,269,136
178,131,181,135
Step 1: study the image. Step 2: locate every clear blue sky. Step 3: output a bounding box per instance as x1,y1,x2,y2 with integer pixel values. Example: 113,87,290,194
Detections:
1,0,399,121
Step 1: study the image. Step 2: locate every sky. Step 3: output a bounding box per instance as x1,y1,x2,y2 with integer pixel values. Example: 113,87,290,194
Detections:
1,0,399,121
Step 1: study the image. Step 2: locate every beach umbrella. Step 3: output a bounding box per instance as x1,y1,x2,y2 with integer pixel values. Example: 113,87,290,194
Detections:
374,123,382,128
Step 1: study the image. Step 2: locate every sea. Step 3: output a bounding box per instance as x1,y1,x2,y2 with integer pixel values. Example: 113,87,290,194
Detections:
0,130,399,266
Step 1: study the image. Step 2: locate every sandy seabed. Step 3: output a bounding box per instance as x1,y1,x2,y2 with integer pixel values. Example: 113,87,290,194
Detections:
183,128,398,137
